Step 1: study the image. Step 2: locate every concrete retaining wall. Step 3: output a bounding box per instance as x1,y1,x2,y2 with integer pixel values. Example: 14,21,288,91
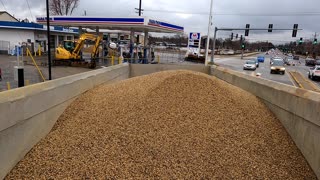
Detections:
211,66,320,179
0,64,129,179
129,64,210,77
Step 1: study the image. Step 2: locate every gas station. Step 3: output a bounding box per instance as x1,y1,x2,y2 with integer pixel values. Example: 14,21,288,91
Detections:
36,16,184,64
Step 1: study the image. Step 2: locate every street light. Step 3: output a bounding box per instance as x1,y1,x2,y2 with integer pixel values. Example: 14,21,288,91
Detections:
46,0,52,80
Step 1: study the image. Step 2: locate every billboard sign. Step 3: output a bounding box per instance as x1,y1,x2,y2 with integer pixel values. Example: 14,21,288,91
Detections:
188,32,201,55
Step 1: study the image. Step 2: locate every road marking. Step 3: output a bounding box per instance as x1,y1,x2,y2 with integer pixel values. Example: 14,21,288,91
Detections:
288,71,301,88
288,71,320,92
300,73,320,91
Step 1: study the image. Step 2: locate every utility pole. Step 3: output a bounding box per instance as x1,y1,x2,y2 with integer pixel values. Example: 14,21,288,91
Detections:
205,0,213,66
136,0,142,44
139,0,142,16
46,0,52,80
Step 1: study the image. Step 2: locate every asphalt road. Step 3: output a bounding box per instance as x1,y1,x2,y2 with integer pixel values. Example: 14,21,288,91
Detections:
215,53,320,88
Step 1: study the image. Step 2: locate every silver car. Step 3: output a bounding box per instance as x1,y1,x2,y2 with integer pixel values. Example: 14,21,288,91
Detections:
243,60,257,70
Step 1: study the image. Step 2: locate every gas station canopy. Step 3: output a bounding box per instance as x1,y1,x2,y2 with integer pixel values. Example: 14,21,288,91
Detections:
36,16,184,33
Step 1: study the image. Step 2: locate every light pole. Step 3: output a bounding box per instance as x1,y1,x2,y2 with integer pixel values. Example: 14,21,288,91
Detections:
205,0,213,66
46,0,52,80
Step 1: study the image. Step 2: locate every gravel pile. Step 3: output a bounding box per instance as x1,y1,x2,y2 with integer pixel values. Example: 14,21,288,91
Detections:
6,70,316,179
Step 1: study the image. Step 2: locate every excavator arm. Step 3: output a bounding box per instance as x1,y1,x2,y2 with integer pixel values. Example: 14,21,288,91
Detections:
91,36,102,60
71,33,102,60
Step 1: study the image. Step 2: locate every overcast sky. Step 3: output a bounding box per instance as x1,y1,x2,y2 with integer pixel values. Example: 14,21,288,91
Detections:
2,0,320,44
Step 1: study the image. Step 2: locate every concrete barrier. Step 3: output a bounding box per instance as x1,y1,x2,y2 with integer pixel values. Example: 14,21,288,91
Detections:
129,64,210,77
1,63,319,179
211,66,320,179
0,64,129,179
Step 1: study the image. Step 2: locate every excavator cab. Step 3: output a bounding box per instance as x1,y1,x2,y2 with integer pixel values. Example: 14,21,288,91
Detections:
63,41,75,52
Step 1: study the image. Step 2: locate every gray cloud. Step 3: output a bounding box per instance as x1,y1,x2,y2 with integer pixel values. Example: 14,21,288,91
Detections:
2,0,320,43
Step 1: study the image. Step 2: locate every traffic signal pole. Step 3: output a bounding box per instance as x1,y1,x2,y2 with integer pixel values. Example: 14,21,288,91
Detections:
210,27,218,64
210,26,302,63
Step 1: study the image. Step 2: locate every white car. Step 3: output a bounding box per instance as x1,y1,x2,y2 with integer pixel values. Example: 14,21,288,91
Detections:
243,60,257,70
308,65,320,80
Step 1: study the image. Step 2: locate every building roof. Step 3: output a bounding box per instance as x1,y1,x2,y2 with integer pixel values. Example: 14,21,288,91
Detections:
0,20,79,34
36,16,184,34
0,11,19,22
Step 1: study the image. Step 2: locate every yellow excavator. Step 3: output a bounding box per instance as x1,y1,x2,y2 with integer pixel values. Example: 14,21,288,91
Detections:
55,33,102,69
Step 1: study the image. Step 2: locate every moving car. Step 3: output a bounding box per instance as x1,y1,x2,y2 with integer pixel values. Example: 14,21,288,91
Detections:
308,65,320,80
270,60,286,75
252,58,259,67
243,60,257,70
257,56,265,63
305,57,316,66
270,57,283,65
293,55,300,60
284,56,295,66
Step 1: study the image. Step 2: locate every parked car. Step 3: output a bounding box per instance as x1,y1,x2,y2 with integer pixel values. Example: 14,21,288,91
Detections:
257,56,265,63
315,60,320,65
270,60,286,75
243,60,257,70
308,65,320,80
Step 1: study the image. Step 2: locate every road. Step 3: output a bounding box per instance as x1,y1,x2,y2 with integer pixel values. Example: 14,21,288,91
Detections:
215,53,320,88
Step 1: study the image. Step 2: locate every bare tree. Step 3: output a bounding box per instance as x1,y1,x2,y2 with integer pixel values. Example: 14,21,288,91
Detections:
50,0,80,15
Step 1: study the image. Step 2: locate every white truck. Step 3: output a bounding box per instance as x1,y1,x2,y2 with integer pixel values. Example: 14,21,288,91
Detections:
308,65,320,80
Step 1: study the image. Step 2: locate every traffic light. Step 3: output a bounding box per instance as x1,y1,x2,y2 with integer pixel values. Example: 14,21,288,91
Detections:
268,24,273,32
292,24,298,37
245,24,250,36
241,43,245,49
231,33,234,40
299,37,303,45
314,38,318,45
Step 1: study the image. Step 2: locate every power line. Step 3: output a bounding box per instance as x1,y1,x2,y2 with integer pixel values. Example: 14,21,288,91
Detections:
25,0,34,21
144,9,320,16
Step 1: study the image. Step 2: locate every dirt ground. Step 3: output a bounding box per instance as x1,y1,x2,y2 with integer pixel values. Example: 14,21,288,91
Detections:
0,55,94,91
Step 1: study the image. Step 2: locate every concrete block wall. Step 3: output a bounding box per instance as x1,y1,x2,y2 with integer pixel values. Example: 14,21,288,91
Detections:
0,64,129,179
211,66,320,179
